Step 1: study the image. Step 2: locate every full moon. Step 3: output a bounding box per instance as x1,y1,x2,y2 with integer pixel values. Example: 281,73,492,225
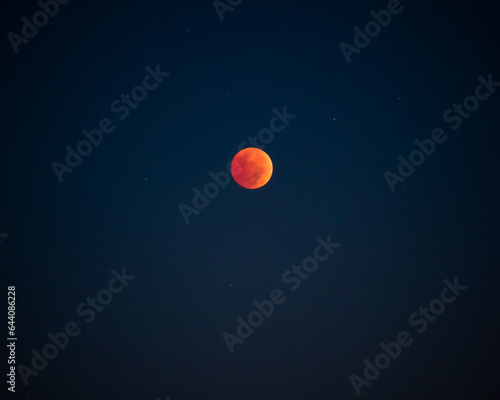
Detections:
231,147,273,189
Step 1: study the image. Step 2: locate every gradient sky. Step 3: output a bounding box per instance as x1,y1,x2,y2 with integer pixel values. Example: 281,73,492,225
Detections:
2,0,500,399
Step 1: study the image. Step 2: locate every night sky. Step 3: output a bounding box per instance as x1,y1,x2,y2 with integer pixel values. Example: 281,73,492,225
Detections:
2,0,500,399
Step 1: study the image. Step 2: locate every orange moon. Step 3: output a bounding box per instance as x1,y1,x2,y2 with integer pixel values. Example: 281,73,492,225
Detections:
231,148,273,189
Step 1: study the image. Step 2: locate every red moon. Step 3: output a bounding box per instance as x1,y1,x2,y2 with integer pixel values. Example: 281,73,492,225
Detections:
231,148,273,189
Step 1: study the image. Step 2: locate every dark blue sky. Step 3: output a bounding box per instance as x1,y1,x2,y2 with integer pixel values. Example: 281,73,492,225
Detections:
2,0,499,399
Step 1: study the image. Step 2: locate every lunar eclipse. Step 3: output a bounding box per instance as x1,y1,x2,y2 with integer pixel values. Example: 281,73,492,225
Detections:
231,148,273,189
